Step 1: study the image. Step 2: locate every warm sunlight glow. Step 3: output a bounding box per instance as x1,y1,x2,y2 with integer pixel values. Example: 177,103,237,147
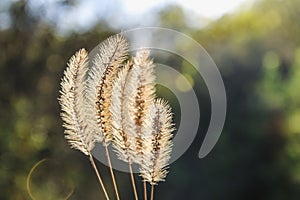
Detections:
122,0,250,18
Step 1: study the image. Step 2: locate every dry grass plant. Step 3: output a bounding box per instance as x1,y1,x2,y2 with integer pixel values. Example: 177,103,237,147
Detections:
59,35,175,200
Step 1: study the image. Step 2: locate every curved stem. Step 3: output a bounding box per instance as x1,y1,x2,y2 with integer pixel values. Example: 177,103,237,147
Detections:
129,163,139,200
105,145,120,200
89,154,110,200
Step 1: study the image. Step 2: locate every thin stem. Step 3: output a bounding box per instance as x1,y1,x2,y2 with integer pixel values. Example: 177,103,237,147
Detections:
150,184,154,200
88,154,110,200
143,181,147,200
128,163,139,200
105,145,120,200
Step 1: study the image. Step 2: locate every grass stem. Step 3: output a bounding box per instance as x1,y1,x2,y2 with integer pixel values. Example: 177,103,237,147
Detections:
143,181,148,200
150,184,154,200
129,163,139,200
105,145,120,200
89,154,110,200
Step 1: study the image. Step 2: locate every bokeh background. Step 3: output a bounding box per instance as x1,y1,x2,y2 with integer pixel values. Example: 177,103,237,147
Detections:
1,0,300,199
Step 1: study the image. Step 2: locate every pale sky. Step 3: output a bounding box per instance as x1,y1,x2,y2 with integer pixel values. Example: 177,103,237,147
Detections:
121,0,250,18
23,0,252,33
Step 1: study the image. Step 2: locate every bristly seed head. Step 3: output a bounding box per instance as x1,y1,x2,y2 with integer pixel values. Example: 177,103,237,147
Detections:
139,99,175,185
85,34,129,145
59,36,175,188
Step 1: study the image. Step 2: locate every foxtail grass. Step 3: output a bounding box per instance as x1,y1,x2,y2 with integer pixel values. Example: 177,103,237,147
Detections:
59,35,175,200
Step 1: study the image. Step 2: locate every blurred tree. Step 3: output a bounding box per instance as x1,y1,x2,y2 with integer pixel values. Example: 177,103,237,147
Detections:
185,0,300,199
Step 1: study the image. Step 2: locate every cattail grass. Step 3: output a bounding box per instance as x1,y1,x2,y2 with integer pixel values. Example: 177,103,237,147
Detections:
59,49,109,199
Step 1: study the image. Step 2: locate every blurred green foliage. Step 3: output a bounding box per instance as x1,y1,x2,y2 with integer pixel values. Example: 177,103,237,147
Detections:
1,0,300,199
